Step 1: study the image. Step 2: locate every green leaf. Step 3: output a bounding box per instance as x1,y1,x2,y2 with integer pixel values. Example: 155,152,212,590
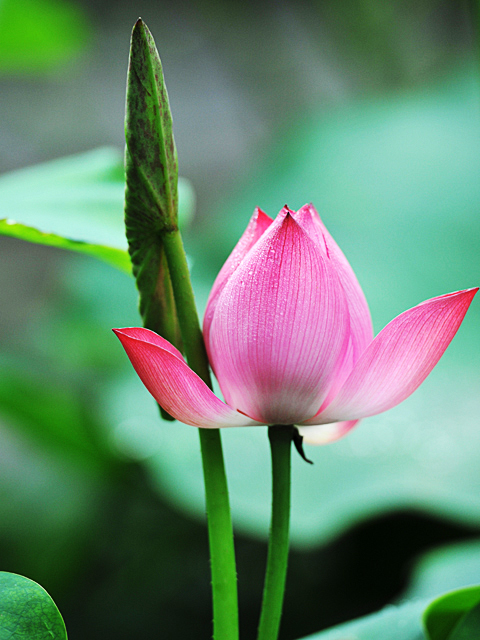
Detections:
0,219,131,272
0,572,67,639
296,599,427,639
0,0,90,75
447,602,480,640
423,586,480,640
124,19,183,417
0,148,195,273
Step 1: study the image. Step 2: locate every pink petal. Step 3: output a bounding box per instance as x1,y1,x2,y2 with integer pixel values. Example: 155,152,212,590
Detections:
294,204,373,402
297,420,360,445
315,288,478,423
203,207,272,362
113,327,262,428
208,211,351,425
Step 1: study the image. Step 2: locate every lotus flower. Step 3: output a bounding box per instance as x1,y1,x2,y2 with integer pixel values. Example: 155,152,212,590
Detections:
114,205,477,444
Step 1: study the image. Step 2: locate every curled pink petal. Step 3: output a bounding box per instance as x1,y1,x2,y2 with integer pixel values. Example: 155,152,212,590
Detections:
113,327,262,428
208,211,351,425
297,420,360,445
316,288,478,423
203,207,272,360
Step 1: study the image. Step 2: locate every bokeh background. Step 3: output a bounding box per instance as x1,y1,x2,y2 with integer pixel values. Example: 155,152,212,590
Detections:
1,0,480,638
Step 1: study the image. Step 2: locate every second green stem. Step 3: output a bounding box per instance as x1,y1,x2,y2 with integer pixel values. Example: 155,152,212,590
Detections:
257,425,293,640
200,429,239,640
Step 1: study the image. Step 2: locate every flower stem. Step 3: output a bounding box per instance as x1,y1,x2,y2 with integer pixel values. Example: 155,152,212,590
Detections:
257,425,293,640
162,229,239,640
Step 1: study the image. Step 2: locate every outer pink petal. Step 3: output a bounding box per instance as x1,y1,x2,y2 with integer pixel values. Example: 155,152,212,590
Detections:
208,212,351,425
294,204,373,402
315,288,478,423
113,327,262,428
203,207,272,360
297,420,360,445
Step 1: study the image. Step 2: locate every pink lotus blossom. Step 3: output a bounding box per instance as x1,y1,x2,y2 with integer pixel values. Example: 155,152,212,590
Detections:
114,205,477,444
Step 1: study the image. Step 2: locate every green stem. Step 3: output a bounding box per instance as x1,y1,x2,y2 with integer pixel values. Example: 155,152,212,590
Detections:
162,230,210,384
257,426,293,640
162,229,239,640
200,429,239,640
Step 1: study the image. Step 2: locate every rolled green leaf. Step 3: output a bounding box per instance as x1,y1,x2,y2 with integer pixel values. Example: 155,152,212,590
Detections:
0,572,67,639
125,19,178,230
124,19,182,418
125,19,181,340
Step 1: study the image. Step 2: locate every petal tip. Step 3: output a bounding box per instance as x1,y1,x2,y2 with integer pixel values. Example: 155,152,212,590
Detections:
253,206,271,224
461,286,479,309
439,287,478,311
112,326,149,340
112,327,129,340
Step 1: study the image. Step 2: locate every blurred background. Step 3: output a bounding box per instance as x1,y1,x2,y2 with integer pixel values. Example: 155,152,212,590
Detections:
1,0,480,638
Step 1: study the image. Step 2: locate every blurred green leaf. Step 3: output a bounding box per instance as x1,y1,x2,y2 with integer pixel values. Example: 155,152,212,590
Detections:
0,219,131,272
0,355,112,471
403,540,480,602
0,416,105,591
111,370,480,547
200,68,480,330
106,68,480,547
423,586,480,640
0,259,130,590
0,572,67,639
0,148,195,272
296,599,426,639
0,0,90,75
